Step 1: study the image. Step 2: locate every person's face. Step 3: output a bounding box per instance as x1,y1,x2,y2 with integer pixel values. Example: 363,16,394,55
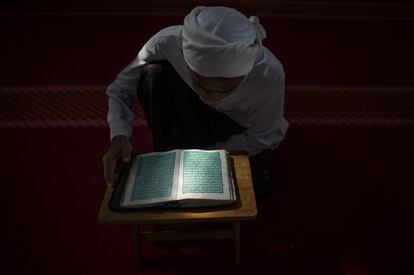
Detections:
187,66,244,102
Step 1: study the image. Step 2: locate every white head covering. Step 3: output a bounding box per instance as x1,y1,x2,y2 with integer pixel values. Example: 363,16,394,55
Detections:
182,6,267,78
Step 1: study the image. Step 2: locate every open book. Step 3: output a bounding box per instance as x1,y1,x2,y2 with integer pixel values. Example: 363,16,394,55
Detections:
115,149,237,209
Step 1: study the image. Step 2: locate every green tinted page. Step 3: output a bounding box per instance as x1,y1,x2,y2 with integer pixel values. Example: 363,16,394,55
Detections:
177,150,231,200
121,150,181,207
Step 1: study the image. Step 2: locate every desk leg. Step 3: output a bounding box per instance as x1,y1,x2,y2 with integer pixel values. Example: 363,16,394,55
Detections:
132,225,142,270
234,221,241,266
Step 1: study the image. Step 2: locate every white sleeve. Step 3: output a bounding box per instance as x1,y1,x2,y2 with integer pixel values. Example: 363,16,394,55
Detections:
106,33,165,140
207,77,289,156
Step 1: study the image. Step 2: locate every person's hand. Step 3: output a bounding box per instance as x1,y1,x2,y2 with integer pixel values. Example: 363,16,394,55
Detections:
102,135,133,186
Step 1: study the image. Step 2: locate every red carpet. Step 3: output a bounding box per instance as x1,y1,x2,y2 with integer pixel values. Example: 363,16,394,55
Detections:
2,124,413,274
1,85,413,128
1,14,413,86
1,4,414,275
0,126,337,275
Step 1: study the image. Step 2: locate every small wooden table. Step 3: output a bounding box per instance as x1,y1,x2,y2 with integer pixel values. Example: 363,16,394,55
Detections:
98,154,257,269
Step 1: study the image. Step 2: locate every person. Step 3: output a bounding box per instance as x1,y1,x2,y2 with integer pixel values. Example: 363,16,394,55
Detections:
102,6,289,201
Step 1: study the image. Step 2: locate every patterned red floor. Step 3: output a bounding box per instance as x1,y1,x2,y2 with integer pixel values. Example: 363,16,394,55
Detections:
1,85,413,128
1,7,413,275
0,85,145,128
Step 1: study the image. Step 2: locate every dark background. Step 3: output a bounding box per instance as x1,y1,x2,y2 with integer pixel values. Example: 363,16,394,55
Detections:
1,1,413,274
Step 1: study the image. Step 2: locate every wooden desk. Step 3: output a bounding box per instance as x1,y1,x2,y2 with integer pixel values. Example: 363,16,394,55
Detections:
98,155,257,268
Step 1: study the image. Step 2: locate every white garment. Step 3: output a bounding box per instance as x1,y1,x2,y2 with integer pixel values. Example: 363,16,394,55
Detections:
182,6,264,78
106,25,289,156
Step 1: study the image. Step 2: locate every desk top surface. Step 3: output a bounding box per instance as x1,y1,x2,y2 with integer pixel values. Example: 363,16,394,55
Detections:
98,155,257,224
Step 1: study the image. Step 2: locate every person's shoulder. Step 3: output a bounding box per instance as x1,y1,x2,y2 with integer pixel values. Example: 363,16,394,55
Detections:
153,25,183,45
250,47,284,91
260,47,285,80
245,47,285,101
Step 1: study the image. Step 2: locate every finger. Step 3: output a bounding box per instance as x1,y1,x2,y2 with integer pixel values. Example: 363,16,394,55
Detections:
109,159,117,186
115,158,125,174
105,156,117,186
121,143,132,162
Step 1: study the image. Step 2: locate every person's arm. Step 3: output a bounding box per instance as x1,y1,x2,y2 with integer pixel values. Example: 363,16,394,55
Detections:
103,31,166,186
208,77,289,156
106,36,162,140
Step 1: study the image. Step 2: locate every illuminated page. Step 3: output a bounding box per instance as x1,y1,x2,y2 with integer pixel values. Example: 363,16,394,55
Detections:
177,149,232,201
121,150,181,207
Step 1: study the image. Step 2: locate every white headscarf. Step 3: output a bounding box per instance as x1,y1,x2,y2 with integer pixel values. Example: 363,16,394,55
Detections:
182,6,267,78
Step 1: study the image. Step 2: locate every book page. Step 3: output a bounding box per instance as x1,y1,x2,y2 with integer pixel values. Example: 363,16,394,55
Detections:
176,149,233,201
121,150,181,207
